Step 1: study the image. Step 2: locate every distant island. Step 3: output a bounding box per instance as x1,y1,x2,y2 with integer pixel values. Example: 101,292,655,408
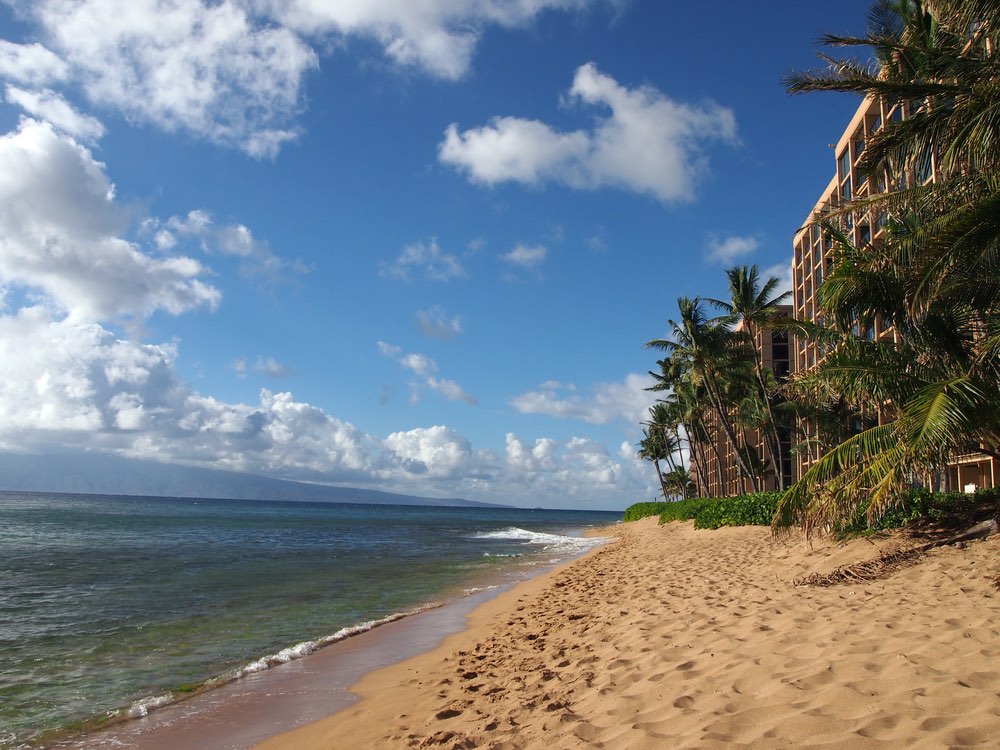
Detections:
0,451,500,508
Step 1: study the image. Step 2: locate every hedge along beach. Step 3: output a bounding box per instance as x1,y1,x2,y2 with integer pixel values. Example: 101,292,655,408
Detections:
254,516,1000,749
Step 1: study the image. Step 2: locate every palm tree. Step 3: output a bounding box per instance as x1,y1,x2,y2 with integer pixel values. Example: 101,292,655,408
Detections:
638,403,681,501
646,297,761,493
785,0,1000,322
776,219,1000,532
774,0,1000,532
708,265,792,489
661,466,694,500
649,374,714,496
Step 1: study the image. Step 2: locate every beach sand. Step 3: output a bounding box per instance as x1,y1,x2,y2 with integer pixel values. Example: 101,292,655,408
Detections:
254,517,1000,749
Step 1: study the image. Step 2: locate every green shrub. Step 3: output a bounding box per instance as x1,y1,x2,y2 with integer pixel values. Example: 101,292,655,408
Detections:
641,486,998,534
835,486,1000,536
658,497,712,524
622,501,670,522
691,491,782,530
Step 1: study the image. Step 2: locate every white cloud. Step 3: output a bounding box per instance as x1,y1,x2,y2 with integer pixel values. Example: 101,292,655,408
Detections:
763,260,794,297
263,0,602,81
504,433,620,487
400,352,437,377
705,234,758,264
380,238,466,282
0,118,220,321
510,373,655,425
0,40,69,86
439,62,737,203
6,1,615,156
427,376,476,405
147,210,308,285
234,356,294,379
501,243,547,269
4,86,105,142
21,0,318,157
417,306,462,340
378,341,477,404
0,307,649,507
384,425,479,478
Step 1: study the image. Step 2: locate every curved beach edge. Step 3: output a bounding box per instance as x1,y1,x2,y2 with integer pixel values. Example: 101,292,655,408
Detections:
253,517,1000,749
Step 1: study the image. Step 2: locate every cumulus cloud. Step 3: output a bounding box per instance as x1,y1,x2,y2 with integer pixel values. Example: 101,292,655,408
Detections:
705,234,758,264
145,210,309,285
4,86,105,141
0,40,69,86
501,243,547,269
4,1,613,156
379,238,466,282
510,373,655,425
417,306,462,340
0,309,383,477
263,0,602,81
8,0,316,157
439,62,738,203
504,433,620,487
0,307,652,506
384,425,481,478
378,341,477,404
763,260,794,296
0,118,220,321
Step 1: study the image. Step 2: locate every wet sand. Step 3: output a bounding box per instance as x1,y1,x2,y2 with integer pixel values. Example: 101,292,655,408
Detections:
56,589,518,750
253,517,1000,749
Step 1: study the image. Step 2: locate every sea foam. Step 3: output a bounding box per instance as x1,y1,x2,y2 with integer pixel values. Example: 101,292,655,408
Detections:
474,526,605,551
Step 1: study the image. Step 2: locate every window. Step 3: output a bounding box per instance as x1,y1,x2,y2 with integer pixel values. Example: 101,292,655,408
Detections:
838,150,851,180
860,224,871,244
841,175,852,199
890,105,904,123
855,138,865,157
872,114,882,133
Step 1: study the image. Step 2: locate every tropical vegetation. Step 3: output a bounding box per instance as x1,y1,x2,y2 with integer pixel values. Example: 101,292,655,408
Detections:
636,0,999,536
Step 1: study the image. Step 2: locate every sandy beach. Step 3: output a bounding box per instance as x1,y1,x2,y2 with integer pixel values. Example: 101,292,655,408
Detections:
254,516,1000,749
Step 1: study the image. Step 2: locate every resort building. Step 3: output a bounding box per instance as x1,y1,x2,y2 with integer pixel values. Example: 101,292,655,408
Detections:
791,94,999,491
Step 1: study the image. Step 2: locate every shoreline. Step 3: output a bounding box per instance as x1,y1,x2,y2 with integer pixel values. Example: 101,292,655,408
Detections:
51,528,611,750
253,517,1000,749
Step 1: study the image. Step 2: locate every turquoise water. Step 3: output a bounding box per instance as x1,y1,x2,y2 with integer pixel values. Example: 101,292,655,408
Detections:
0,492,618,748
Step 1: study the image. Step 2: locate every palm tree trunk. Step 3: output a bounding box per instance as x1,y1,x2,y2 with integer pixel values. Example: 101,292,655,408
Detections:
687,426,709,498
653,458,670,501
704,375,760,493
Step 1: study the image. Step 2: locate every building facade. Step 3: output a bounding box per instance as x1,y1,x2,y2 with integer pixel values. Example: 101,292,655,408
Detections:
791,94,998,491
692,91,997,498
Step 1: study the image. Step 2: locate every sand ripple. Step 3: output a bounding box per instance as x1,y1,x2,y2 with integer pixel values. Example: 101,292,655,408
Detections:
255,517,1000,749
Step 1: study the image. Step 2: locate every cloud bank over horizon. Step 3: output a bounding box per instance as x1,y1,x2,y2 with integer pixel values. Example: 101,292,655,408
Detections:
0,0,821,510
0,114,653,506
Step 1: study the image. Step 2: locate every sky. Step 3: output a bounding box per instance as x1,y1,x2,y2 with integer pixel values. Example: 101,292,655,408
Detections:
0,0,875,510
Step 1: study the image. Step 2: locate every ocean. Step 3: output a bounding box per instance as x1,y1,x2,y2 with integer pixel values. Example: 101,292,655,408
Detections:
0,491,619,748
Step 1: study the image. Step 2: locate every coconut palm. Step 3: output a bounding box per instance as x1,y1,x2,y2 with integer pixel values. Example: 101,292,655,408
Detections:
646,297,761,493
775,0,1000,532
638,403,682,501
708,265,793,489
785,0,1000,321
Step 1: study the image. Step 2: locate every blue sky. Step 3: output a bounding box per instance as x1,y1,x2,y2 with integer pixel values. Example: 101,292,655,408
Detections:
0,0,873,510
